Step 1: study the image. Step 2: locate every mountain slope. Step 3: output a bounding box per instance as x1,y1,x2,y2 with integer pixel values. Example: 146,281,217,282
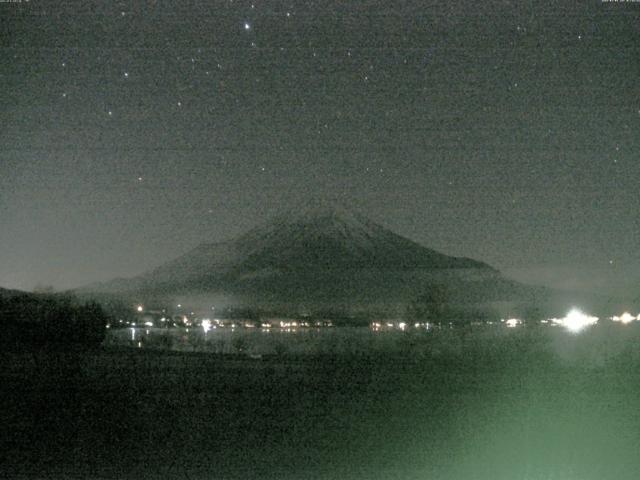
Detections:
234,201,490,272
84,201,556,314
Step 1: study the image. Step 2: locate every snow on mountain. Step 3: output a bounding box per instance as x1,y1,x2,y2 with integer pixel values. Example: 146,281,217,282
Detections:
231,199,490,272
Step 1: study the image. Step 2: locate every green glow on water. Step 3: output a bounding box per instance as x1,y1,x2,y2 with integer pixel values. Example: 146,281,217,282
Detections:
6,323,640,479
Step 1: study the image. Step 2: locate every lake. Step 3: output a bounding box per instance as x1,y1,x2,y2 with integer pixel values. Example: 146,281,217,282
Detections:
3,322,640,479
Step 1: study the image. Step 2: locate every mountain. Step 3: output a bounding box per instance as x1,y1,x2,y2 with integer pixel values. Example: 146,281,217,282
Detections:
83,200,561,317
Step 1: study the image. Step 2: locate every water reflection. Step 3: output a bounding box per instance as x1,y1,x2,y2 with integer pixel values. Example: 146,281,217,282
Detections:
110,316,640,362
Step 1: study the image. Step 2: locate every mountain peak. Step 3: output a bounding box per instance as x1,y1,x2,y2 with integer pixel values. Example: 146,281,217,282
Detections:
231,200,493,273
242,198,379,250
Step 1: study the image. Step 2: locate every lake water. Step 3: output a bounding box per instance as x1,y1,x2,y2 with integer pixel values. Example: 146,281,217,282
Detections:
5,322,640,479
105,325,426,356
105,321,640,368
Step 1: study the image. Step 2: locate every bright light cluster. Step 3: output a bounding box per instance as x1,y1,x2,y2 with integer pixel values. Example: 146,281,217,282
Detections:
611,312,638,324
280,321,298,328
202,319,212,332
550,308,599,333
504,318,522,328
370,321,431,331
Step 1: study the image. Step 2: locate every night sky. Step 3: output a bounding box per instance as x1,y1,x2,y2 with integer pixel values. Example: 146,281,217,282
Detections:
1,1,639,296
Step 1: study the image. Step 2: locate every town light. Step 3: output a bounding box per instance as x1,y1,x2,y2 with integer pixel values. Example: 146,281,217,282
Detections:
505,318,521,328
612,312,635,324
561,309,598,333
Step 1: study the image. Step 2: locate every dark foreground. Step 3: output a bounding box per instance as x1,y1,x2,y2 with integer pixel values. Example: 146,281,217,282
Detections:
2,325,640,480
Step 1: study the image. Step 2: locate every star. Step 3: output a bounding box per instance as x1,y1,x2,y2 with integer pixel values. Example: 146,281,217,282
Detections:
107,110,113,116
244,22,251,30
123,72,129,78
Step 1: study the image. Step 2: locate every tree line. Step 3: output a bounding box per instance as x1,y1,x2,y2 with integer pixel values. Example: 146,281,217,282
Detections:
0,292,108,350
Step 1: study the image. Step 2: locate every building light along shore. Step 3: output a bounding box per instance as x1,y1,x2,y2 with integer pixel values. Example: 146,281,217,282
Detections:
504,318,522,328
611,312,637,324
549,309,599,333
